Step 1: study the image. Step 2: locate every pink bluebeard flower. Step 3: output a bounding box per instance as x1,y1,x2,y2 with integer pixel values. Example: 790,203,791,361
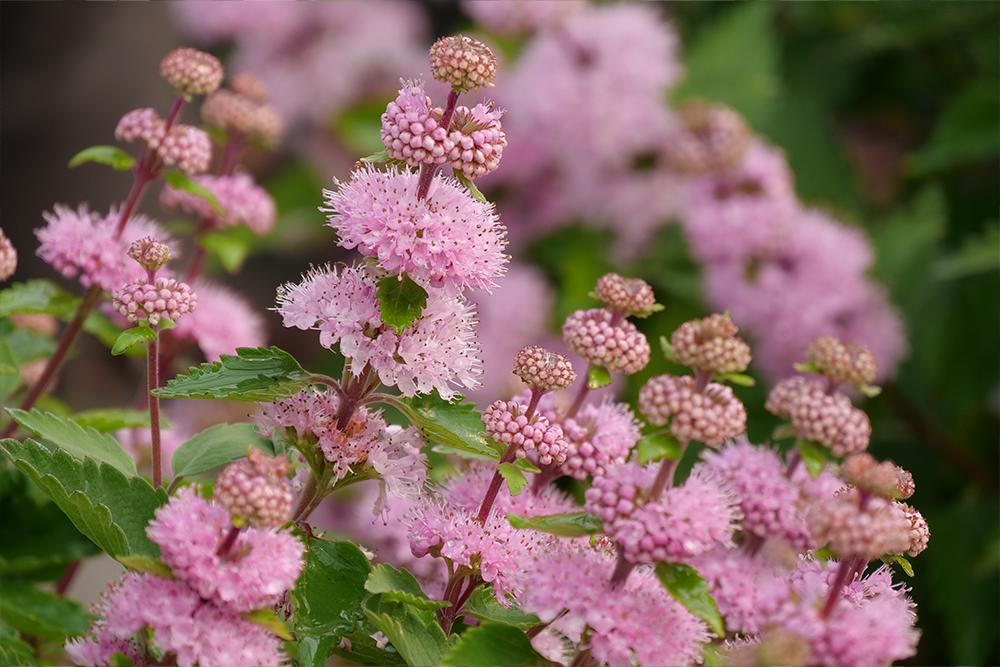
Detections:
766,377,871,457
483,399,568,466
808,489,911,561
172,280,266,361
161,173,276,235
0,228,16,281
146,487,304,613
323,166,508,293
692,547,784,634
462,0,585,35
116,108,212,174
612,469,741,563
380,80,451,168
35,205,173,292
429,34,498,93
201,87,285,146
512,345,576,392
367,425,429,516
441,462,577,519
701,439,812,549
665,101,752,175
520,548,708,667
562,308,650,375
584,461,658,526
160,47,224,97
276,263,483,399
112,276,197,327
671,312,752,375
638,375,747,447
592,273,657,318
215,449,294,529
66,572,286,667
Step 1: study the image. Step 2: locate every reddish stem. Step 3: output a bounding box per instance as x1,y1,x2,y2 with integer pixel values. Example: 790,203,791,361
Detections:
609,545,635,588
785,449,802,478
477,442,518,523
55,560,82,596
563,376,591,421
821,557,855,618
218,132,245,176
163,96,186,132
416,90,460,200
693,369,712,393
524,388,543,421
148,330,163,488
216,525,241,557
650,440,688,500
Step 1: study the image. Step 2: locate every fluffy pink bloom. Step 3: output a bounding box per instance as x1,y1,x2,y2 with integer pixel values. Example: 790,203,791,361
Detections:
701,440,812,549
276,263,483,399
520,548,708,667
66,572,285,667
35,205,172,292
146,488,304,613
612,469,741,563
172,280,266,361
161,172,276,235
367,425,429,516
323,166,508,293
584,461,658,526
691,547,785,634
462,0,585,35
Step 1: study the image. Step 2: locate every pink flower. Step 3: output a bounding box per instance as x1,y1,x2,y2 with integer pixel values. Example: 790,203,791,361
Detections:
172,280,266,361
161,173,276,235
35,205,172,292
276,263,483,399
323,166,508,293
0,228,15,281
146,488,304,613
462,0,585,35
112,276,197,327
690,547,785,633
367,425,429,516
441,462,577,519
584,461,658,526
562,309,651,375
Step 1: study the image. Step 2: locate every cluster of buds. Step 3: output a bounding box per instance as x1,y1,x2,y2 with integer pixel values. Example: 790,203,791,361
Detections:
160,47,224,99
429,35,497,92
127,237,170,274
113,277,197,327
665,101,750,175
115,107,211,174
202,73,284,146
639,374,747,447
841,453,913,500
0,227,16,281
592,272,658,318
671,312,751,376
483,400,567,466
809,489,911,561
215,448,295,529
806,335,878,390
513,345,576,393
563,276,655,376
584,462,656,526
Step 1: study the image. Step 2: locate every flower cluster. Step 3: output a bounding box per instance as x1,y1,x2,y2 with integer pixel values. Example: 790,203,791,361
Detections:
0,227,16,281
161,172,276,235
115,107,212,174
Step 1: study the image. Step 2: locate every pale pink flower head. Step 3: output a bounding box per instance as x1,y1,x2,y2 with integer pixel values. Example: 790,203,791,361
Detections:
639,375,747,447
766,377,871,456
202,87,285,145
593,273,657,318
448,102,507,180
429,34,497,92
0,228,16,281
558,398,641,480
115,107,164,146
807,335,878,388
158,124,212,174
36,205,172,292
275,263,483,399
172,280,266,361
808,489,911,561
367,425,428,516
562,308,651,375
483,399,567,466
666,100,751,175
323,166,508,293
380,80,450,168
512,345,575,392
463,0,585,35
112,276,197,327
231,72,268,103
841,452,910,500
584,461,658,526
898,503,930,556
127,236,170,272
691,547,785,634
146,487,304,612
161,172,276,235
215,448,294,529
160,47,224,97
671,312,752,375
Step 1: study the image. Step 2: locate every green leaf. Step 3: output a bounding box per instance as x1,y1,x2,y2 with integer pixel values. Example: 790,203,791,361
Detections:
363,597,449,667
772,423,797,441
200,226,254,274
292,538,371,647
793,361,821,374
109,654,136,667
859,384,882,398
68,145,135,171
442,623,547,667
908,83,1000,175
387,393,497,461
0,624,36,666
586,364,612,390
360,148,390,164
463,587,540,630
655,562,725,637
6,408,135,476
242,609,294,641
116,554,173,578
796,439,830,478
153,346,312,401
332,97,388,155
506,511,602,537
376,275,428,334
0,280,78,318
84,310,125,349
715,372,756,387
365,563,449,611
0,340,19,401
498,462,528,496
632,302,665,319
660,336,679,364
882,554,915,577
0,438,167,558
170,423,274,479
328,629,408,667
932,223,1000,281
636,432,681,464
163,170,224,214
0,583,93,640
71,408,160,432
111,324,156,356
453,169,487,202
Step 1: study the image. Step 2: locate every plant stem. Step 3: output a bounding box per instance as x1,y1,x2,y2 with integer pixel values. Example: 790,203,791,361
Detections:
216,525,241,557
650,440,688,500
570,649,596,667
609,544,635,588
524,387,543,421
820,557,855,618
218,132,245,176
477,442,518,523
785,448,802,478
292,473,319,522
416,89,460,200
148,329,163,488
55,560,82,596
693,369,712,393
563,376,591,421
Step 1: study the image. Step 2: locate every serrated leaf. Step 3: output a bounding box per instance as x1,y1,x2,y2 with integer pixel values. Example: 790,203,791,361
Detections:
655,562,725,637
453,169,487,202
116,554,173,578
200,226,254,274
111,324,156,356
506,511,602,537
243,609,294,641
442,622,546,667
153,346,313,401
715,372,756,387
0,624,36,666
0,280,78,318
292,538,371,645
463,587,540,630
163,170,224,214
328,629,408,667
68,145,135,171
6,408,135,476
636,432,681,464
586,365,612,389
385,392,497,461
796,439,830,478
364,597,449,667
0,583,94,640
498,463,527,496
365,563,449,611
376,275,428,334
170,423,274,480
71,408,161,433
882,554,915,577
0,439,166,559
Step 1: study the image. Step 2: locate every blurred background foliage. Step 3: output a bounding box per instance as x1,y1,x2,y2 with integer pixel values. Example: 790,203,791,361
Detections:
1,2,997,665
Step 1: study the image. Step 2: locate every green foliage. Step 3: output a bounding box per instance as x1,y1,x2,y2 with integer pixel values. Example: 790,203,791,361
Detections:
377,275,429,334
463,587,541,630
0,438,167,558
507,511,603,537
153,346,312,401
162,170,224,214
796,439,830,478
0,624,36,667
908,84,1000,175
0,339,19,401
68,145,135,171
0,279,121,347
655,562,725,637
200,226,255,274
636,432,681,464
71,408,157,433
365,563,449,611
116,555,173,578
453,169,488,202
332,97,389,155
715,372,755,387
586,365,613,389
0,583,93,640
363,597,449,667
386,392,498,461
170,423,274,480
932,222,1000,281
498,462,528,496
242,609,294,641
442,623,547,667
111,324,156,356
527,225,616,323
882,554,915,577
6,409,135,476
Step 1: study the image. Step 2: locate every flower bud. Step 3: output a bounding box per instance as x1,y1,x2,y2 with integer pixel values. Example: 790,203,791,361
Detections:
127,237,171,272
160,47,224,97
593,273,657,317
671,313,751,375
0,228,16,281
513,345,576,391
215,448,295,529
807,335,877,388
429,35,497,92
